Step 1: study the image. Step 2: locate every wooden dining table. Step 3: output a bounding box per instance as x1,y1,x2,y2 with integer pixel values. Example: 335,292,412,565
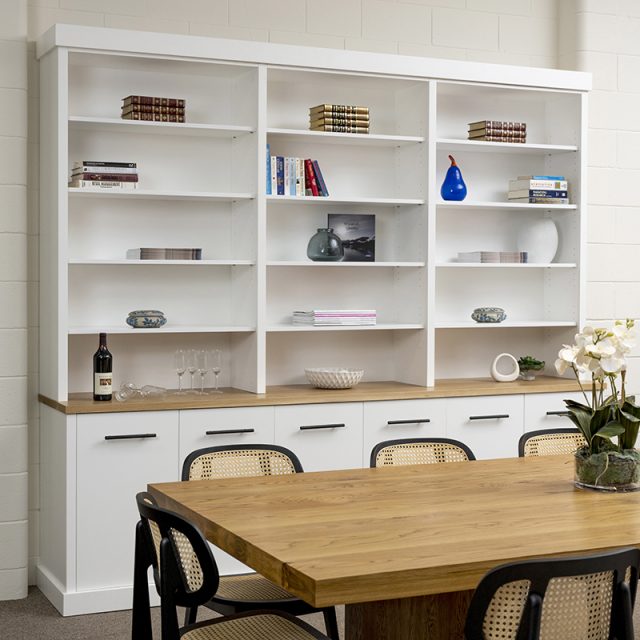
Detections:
148,455,640,640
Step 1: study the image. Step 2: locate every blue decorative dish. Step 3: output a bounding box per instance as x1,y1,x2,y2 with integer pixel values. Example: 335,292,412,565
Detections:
471,307,506,323
126,310,167,329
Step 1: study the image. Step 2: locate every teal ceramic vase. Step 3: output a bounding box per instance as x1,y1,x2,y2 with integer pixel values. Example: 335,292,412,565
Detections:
307,228,344,261
440,154,467,201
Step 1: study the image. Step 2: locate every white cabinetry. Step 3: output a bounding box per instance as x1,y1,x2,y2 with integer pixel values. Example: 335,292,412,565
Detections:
523,391,585,432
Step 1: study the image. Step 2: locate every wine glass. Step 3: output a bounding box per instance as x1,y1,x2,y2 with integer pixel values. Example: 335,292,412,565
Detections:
196,349,209,395
209,349,222,394
186,349,198,394
174,349,187,395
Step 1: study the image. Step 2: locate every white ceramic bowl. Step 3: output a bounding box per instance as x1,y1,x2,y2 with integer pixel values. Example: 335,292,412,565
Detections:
305,368,364,389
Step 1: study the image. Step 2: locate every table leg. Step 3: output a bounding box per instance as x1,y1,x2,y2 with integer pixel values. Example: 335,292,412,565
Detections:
345,590,473,640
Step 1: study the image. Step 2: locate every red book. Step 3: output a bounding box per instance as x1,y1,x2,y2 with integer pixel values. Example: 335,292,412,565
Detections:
304,159,319,196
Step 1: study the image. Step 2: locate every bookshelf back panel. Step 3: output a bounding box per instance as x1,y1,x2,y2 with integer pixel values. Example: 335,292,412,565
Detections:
69,53,258,127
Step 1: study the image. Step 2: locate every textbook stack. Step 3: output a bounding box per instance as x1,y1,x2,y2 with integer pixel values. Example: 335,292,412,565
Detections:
293,310,377,326
507,175,569,204
309,104,369,134
457,251,528,264
267,146,329,197
126,248,202,260
121,95,186,122
69,161,138,190
468,120,526,143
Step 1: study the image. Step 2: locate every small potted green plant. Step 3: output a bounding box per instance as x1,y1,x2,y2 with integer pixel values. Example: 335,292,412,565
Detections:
556,319,640,491
518,355,545,381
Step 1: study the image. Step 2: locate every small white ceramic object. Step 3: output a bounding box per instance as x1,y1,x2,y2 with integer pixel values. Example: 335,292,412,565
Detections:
126,309,167,329
305,368,364,389
516,218,558,264
490,353,520,383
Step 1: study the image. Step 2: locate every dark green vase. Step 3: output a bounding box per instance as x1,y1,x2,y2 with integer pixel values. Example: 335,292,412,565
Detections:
307,228,344,262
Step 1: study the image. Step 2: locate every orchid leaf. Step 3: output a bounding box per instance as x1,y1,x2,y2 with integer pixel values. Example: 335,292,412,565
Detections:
593,423,625,440
565,405,595,443
620,402,640,450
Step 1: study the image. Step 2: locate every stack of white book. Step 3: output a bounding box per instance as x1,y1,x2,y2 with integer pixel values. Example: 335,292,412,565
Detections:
457,251,528,263
293,310,377,326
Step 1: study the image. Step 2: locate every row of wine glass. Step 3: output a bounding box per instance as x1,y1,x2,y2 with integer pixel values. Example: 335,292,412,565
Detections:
175,348,222,395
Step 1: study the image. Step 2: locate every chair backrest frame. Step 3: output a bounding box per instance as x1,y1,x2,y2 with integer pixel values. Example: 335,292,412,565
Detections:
370,437,476,468
518,427,586,458
464,547,640,640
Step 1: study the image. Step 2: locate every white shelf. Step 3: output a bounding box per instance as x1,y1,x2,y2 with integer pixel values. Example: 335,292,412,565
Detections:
68,188,254,202
435,320,578,329
268,323,424,332
436,263,577,269
267,195,425,206
267,128,424,147
68,325,256,335
69,116,255,137
436,201,577,211
267,261,425,268
68,259,255,266
437,138,578,154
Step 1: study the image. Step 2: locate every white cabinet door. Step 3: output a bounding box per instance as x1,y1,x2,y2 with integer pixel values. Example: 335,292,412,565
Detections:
524,391,585,433
446,395,524,460
76,411,179,591
179,407,275,473
274,403,363,471
363,399,447,467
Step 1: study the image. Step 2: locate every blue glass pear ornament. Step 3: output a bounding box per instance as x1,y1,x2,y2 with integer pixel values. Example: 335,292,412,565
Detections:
440,154,467,201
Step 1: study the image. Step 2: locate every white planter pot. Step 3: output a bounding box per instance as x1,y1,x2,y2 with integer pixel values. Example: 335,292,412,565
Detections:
516,218,558,264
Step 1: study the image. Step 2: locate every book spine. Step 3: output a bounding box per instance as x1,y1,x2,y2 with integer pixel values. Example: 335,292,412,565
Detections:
121,112,185,123
468,129,527,138
510,189,568,198
290,157,297,196
71,172,139,182
511,197,569,204
73,165,138,174
69,180,138,190
311,124,369,133
74,161,137,168
521,175,565,180
276,156,284,196
509,180,568,190
469,120,526,131
121,105,185,115
122,96,186,107
304,159,319,197
295,158,303,197
310,104,369,115
284,157,290,197
266,144,271,195
270,157,277,196
469,135,525,143
311,160,329,197
310,115,370,125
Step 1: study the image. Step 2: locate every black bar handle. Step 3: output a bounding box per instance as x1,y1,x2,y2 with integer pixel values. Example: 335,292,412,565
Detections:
469,414,509,421
546,410,570,416
299,423,346,431
206,428,255,435
104,433,157,440
387,419,431,425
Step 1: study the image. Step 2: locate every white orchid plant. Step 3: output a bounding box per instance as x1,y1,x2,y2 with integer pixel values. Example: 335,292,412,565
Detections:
556,319,639,455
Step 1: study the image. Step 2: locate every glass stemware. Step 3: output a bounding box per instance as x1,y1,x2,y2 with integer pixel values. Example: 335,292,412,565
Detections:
196,349,209,395
174,349,187,395
209,349,222,393
186,349,198,394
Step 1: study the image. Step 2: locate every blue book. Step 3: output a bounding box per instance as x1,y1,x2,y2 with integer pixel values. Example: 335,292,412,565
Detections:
289,157,296,196
517,175,565,180
276,156,284,195
312,160,329,197
266,144,271,195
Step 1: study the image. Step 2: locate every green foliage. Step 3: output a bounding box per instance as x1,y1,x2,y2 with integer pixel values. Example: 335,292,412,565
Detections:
518,355,545,371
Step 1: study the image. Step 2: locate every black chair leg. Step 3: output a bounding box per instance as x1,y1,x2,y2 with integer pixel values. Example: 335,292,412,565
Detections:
322,606,340,640
184,606,198,626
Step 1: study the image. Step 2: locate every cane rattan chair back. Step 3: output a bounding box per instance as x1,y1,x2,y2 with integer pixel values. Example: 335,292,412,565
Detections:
464,547,640,640
370,437,476,468
518,428,587,458
133,492,330,640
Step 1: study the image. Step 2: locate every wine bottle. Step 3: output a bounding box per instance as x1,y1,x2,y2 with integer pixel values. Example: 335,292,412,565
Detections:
93,332,113,401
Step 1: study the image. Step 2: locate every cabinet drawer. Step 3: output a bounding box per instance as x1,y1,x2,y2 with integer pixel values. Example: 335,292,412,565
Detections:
76,411,179,591
524,391,585,432
446,395,523,460
179,407,275,470
274,403,363,472
363,399,447,467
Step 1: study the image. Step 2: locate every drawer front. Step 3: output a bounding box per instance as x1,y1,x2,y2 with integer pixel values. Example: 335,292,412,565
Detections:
76,411,179,591
274,403,363,472
446,395,524,460
363,399,447,467
179,406,275,470
524,391,586,432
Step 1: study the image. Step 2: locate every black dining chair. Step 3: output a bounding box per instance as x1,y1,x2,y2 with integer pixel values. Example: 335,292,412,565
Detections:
464,547,640,640
518,428,587,457
132,491,331,640
180,444,339,639
370,437,476,467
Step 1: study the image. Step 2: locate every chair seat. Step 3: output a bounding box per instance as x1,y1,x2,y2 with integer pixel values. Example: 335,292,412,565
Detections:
181,613,323,639
215,573,298,602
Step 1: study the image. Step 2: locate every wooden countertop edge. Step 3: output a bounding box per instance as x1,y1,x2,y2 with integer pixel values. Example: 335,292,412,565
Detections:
39,377,584,415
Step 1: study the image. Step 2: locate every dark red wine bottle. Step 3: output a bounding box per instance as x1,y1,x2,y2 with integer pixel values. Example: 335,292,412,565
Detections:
93,333,113,401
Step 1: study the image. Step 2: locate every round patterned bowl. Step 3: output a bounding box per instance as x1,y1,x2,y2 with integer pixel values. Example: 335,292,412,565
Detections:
304,368,364,389
126,310,167,329
471,307,506,323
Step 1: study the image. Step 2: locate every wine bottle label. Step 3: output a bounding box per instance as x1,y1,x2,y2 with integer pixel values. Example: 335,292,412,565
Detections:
94,373,112,395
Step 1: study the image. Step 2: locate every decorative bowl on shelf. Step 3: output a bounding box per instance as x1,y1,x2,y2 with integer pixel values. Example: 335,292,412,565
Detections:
471,307,506,323
304,368,364,389
126,309,167,329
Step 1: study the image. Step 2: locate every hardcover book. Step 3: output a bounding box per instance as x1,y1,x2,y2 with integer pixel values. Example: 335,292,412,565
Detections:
121,112,186,123
121,105,185,115
310,104,369,115
328,213,375,261
509,179,568,190
122,95,186,108
71,172,139,182
468,120,526,131
508,189,568,199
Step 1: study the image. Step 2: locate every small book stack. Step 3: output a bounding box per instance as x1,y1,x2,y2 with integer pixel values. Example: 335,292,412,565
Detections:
121,95,186,123
126,248,202,260
309,104,369,134
468,120,526,143
69,161,138,190
508,175,568,204
267,146,329,197
457,251,528,264
293,310,377,326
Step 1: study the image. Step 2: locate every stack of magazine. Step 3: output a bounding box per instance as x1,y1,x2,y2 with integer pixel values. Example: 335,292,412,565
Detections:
457,251,528,264
127,248,202,260
508,175,569,204
293,310,377,326
69,160,138,190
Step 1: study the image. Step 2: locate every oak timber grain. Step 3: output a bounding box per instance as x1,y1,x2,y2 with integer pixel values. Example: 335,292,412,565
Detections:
40,376,583,414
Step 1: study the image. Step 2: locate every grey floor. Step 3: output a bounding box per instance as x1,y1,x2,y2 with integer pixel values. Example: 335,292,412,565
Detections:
0,587,343,640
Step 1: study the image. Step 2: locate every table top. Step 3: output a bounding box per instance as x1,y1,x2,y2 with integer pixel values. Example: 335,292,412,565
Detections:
148,455,640,607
